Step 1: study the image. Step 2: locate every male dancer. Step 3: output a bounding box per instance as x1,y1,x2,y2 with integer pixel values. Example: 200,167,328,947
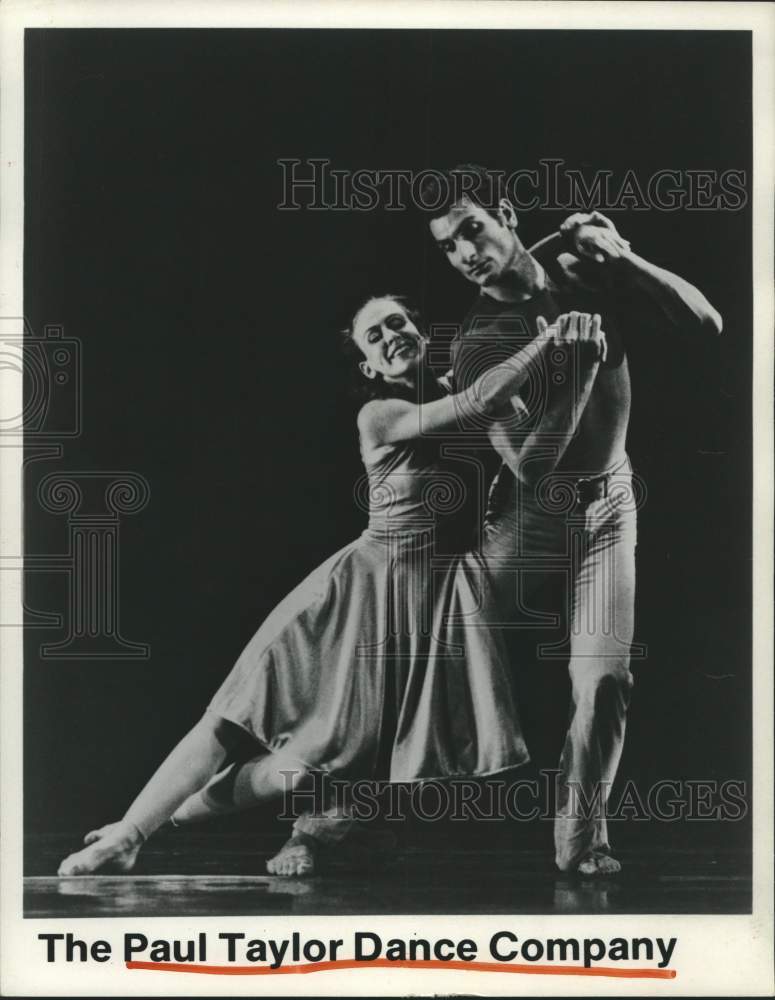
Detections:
169,183,721,877
422,164,721,875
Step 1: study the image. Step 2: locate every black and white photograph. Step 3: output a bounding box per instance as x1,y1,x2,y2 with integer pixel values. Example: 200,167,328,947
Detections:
1,1,773,995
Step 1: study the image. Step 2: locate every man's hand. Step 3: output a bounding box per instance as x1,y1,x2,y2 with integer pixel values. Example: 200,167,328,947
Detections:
560,210,631,264
538,312,607,363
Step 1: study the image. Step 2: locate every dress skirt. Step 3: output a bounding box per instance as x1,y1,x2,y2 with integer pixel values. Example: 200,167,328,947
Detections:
208,527,528,783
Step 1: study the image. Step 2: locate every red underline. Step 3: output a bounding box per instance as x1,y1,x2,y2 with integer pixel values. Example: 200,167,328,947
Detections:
127,958,676,979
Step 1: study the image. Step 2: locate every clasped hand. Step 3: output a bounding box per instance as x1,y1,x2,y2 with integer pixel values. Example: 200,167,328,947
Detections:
538,312,608,364
560,210,631,264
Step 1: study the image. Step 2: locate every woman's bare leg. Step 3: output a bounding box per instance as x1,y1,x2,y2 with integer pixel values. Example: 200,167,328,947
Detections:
171,749,310,824
58,713,238,876
171,755,390,879
172,752,321,876
169,763,248,825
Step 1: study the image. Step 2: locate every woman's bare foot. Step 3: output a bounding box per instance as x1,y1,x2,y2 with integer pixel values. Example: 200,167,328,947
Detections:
266,834,318,877
577,850,622,877
81,822,123,846
58,821,144,876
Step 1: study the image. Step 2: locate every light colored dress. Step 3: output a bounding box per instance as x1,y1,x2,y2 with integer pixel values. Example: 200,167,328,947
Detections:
208,430,528,782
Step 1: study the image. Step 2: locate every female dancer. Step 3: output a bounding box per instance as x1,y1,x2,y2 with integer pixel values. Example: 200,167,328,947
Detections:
58,297,605,877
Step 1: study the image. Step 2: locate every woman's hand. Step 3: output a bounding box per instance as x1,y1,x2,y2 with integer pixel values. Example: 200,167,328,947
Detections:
538,312,607,364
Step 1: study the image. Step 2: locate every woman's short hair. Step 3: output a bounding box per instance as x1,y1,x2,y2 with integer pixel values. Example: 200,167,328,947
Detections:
341,294,424,401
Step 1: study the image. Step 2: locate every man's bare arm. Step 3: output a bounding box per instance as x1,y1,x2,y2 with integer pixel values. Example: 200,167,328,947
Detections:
561,211,723,336
616,250,723,336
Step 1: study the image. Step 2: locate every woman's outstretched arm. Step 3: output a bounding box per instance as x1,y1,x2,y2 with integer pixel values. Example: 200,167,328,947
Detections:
358,331,553,448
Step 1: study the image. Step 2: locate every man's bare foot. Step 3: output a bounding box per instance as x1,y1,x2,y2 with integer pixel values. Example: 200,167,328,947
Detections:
577,850,621,877
58,821,144,876
266,834,318,877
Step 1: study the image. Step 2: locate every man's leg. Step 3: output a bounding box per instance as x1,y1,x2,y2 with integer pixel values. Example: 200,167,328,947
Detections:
480,466,637,875
553,497,637,874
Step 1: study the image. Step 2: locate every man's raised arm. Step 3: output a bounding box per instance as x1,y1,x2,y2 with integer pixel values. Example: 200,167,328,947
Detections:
559,211,723,337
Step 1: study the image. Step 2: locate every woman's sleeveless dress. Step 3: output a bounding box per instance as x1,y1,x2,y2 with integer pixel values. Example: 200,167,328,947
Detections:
208,432,528,782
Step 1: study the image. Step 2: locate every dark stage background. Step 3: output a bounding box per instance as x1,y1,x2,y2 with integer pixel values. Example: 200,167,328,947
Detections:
24,30,751,852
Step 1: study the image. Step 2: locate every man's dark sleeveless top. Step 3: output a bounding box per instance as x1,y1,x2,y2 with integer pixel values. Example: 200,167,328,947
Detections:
449,254,630,512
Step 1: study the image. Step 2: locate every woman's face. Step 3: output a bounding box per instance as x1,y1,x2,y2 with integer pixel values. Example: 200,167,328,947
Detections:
351,298,425,385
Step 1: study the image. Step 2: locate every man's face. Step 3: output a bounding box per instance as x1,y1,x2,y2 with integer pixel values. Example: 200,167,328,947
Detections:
429,197,520,288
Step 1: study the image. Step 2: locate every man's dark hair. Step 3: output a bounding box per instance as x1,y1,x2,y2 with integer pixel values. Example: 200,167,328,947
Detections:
418,163,508,219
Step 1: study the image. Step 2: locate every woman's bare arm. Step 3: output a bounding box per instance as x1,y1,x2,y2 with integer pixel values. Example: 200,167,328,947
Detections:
357,333,552,448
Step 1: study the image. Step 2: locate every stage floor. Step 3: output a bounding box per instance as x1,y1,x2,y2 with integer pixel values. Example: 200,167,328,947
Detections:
25,831,751,918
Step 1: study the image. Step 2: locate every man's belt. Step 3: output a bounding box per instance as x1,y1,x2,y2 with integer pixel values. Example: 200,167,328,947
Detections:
573,472,610,507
